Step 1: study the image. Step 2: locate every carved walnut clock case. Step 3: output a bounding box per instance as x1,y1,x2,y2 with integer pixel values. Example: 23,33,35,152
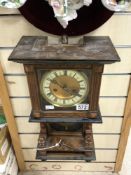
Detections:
9,36,120,161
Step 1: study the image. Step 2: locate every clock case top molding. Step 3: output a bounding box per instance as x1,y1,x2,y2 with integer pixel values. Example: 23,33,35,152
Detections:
9,36,120,122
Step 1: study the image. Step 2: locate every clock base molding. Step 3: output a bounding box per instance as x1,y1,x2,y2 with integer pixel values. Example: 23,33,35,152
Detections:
30,110,100,119
36,123,96,161
29,108,102,123
36,152,96,161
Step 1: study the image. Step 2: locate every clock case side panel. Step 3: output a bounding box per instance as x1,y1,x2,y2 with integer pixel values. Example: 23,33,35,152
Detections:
24,65,41,118
89,64,104,113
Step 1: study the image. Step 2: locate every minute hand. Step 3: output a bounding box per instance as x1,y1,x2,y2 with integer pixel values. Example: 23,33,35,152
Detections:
51,79,79,96
63,87,80,96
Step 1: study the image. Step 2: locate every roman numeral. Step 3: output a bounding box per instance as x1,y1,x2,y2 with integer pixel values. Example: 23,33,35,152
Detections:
72,73,76,77
54,72,58,77
64,70,67,75
54,97,57,101
78,80,84,83
47,78,51,82
77,94,82,97
47,92,51,96
80,87,86,90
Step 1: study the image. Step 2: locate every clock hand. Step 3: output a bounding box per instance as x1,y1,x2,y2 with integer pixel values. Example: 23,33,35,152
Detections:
50,79,80,96
63,86,79,96
50,79,64,88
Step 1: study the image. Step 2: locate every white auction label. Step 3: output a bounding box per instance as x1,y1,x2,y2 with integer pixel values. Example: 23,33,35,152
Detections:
76,104,89,110
45,105,55,110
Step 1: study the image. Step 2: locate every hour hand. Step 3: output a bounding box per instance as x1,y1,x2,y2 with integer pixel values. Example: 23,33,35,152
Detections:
50,79,79,96
50,79,64,88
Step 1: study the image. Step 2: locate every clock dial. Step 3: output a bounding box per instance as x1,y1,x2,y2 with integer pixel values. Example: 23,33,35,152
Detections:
40,70,89,107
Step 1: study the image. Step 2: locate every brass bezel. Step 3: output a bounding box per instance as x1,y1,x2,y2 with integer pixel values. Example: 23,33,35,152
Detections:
40,69,89,107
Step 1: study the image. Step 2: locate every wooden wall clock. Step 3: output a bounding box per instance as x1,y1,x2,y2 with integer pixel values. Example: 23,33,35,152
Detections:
9,36,120,120
9,36,120,161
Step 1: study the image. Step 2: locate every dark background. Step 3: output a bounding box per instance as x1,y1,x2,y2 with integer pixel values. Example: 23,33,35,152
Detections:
19,0,114,36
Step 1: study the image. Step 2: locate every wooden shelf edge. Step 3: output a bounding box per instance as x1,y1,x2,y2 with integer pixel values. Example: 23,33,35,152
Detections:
0,63,26,171
115,78,131,173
